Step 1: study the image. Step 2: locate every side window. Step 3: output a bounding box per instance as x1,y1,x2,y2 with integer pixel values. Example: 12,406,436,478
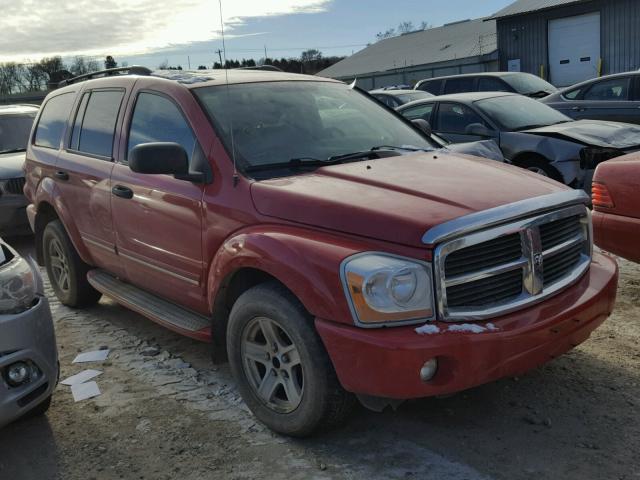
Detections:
444,77,475,94
34,93,75,149
477,77,511,92
71,90,125,158
583,77,631,101
128,93,196,161
418,79,442,95
401,104,434,123
437,103,487,134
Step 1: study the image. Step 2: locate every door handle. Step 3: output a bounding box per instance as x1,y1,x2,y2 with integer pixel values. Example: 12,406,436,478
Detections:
112,185,134,199
54,171,69,181
571,106,586,112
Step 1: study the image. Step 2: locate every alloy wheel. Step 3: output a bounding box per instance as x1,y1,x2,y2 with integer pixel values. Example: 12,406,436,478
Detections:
48,237,70,293
241,316,304,413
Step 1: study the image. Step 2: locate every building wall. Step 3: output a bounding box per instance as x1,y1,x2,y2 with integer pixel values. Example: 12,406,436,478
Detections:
338,53,499,90
497,0,640,82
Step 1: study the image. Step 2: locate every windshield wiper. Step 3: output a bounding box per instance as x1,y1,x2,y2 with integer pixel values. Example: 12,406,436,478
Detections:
0,148,26,154
244,157,342,173
328,145,423,162
525,90,553,98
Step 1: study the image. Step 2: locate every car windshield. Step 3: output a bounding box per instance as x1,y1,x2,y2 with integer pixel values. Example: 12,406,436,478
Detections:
0,114,35,154
475,95,571,131
396,92,433,103
502,74,558,95
193,81,436,173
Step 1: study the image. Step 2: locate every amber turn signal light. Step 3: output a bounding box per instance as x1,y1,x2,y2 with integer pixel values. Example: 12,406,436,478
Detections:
591,182,614,209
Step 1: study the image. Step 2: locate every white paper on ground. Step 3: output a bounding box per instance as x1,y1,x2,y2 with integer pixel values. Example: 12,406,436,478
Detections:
61,369,103,386
72,350,110,363
71,381,101,402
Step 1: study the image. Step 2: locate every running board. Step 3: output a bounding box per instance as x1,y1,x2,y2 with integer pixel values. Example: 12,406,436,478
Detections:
87,270,211,340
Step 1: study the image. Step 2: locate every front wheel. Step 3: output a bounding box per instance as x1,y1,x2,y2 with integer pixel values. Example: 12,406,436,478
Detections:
515,157,564,182
227,282,355,437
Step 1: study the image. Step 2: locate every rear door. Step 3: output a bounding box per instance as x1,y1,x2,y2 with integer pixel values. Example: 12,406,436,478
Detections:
571,76,639,123
54,81,129,276
110,86,207,313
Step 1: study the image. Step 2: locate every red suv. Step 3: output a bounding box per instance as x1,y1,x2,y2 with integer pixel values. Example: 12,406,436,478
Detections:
24,68,618,436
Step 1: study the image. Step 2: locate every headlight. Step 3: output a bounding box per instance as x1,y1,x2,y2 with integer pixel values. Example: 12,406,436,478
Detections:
341,253,435,327
0,254,37,314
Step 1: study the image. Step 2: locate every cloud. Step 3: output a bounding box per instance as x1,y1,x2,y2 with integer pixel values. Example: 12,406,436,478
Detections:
0,0,331,62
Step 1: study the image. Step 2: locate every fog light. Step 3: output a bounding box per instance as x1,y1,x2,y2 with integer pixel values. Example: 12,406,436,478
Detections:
419,358,438,382
7,362,31,387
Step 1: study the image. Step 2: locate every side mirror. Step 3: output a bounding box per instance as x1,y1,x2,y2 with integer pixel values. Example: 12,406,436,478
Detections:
412,118,432,137
129,142,189,176
465,123,492,137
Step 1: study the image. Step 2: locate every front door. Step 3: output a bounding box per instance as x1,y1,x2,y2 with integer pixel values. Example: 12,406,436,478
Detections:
110,90,206,313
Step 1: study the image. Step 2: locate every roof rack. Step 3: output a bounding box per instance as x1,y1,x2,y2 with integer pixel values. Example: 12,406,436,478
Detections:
58,66,152,87
236,65,283,72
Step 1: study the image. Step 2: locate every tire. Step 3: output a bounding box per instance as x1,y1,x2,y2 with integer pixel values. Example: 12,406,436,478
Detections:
515,156,564,182
227,282,355,437
42,220,101,307
22,395,52,420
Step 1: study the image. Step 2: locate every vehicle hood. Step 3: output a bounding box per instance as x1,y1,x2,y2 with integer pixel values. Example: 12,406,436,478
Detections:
0,152,25,178
250,152,566,248
522,120,640,150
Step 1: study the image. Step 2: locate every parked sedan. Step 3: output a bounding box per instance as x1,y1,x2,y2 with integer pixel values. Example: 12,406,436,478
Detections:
415,72,557,98
541,71,640,124
1,105,39,236
397,92,640,187
591,152,640,263
369,89,433,108
1,238,58,428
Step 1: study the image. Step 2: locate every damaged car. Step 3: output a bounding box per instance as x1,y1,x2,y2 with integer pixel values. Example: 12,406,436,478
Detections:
1,105,39,236
397,92,640,188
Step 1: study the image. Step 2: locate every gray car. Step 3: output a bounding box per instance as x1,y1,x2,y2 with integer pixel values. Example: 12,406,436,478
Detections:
540,71,640,124
1,105,39,236
369,89,433,108
0,238,57,428
397,92,640,188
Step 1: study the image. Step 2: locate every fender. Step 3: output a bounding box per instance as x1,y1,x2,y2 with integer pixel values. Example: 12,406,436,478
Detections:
206,225,378,325
33,176,95,266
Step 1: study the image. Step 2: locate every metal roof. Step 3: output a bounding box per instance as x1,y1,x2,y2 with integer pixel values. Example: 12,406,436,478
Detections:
317,18,497,79
488,0,590,20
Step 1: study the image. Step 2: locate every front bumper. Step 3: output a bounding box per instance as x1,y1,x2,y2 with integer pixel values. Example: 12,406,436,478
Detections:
0,195,30,236
316,252,618,399
0,296,58,428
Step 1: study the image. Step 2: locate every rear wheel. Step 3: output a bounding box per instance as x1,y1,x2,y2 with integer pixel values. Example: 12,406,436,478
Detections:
42,220,101,307
227,282,355,437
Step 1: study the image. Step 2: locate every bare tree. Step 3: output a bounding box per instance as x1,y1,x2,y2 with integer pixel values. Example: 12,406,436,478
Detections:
69,56,100,76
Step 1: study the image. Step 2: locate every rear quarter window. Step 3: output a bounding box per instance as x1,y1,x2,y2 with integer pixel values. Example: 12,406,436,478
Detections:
34,93,76,149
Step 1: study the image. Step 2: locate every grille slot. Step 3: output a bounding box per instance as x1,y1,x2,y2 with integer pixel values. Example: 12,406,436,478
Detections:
3,177,26,195
543,243,583,286
447,269,523,307
445,233,522,277
540,215,582,250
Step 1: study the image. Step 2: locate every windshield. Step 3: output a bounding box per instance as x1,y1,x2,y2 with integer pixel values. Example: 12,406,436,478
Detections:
396,91,433,103
0,114,35,153
502,73,558,95
193,82,435,172
475,95,571,131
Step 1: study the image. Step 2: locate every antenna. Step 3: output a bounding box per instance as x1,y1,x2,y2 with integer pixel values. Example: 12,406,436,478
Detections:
218,0,238,186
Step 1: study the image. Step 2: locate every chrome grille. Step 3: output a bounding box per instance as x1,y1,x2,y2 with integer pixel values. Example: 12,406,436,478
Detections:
1,177,26,195
434,204,591,321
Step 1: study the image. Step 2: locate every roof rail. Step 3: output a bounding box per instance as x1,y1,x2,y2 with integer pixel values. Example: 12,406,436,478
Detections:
236,65,283,72
58,66,152,87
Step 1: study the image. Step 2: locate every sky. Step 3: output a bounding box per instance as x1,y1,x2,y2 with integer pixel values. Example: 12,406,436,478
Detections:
0,0,511,69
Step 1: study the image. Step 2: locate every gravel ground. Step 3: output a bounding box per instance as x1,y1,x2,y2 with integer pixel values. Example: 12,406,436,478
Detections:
1,236,638,480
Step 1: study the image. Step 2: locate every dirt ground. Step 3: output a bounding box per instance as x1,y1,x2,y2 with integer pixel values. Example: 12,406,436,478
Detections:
0,236,638,480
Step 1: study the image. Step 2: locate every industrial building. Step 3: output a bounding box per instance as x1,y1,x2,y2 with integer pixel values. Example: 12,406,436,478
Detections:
317,18,498,90
491,0,640,86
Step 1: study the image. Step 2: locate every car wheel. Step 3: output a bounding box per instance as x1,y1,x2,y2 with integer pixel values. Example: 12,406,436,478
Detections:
43,220,101,307
227,282,355,437
516,157,563,182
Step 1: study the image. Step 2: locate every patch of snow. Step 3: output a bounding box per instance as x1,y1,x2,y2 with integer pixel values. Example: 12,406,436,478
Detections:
447,323,487,334
415,324,440,335
486,323,500,331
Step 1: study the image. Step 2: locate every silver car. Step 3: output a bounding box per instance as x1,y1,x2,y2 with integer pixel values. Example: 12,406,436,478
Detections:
0,238,57,428
0,105,39,236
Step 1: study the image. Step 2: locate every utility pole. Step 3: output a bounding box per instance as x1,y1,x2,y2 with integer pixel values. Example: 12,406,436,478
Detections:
187,55,191,69
215,49,223,67
264,45,268,64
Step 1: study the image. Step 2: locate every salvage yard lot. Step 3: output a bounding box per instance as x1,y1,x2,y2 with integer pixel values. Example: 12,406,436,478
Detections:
1,236,638,480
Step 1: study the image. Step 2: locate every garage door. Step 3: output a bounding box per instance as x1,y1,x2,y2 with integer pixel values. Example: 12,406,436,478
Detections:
548,12,600,87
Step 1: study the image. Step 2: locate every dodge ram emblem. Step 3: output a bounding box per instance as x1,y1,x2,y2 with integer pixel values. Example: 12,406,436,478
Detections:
533,253,544,268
